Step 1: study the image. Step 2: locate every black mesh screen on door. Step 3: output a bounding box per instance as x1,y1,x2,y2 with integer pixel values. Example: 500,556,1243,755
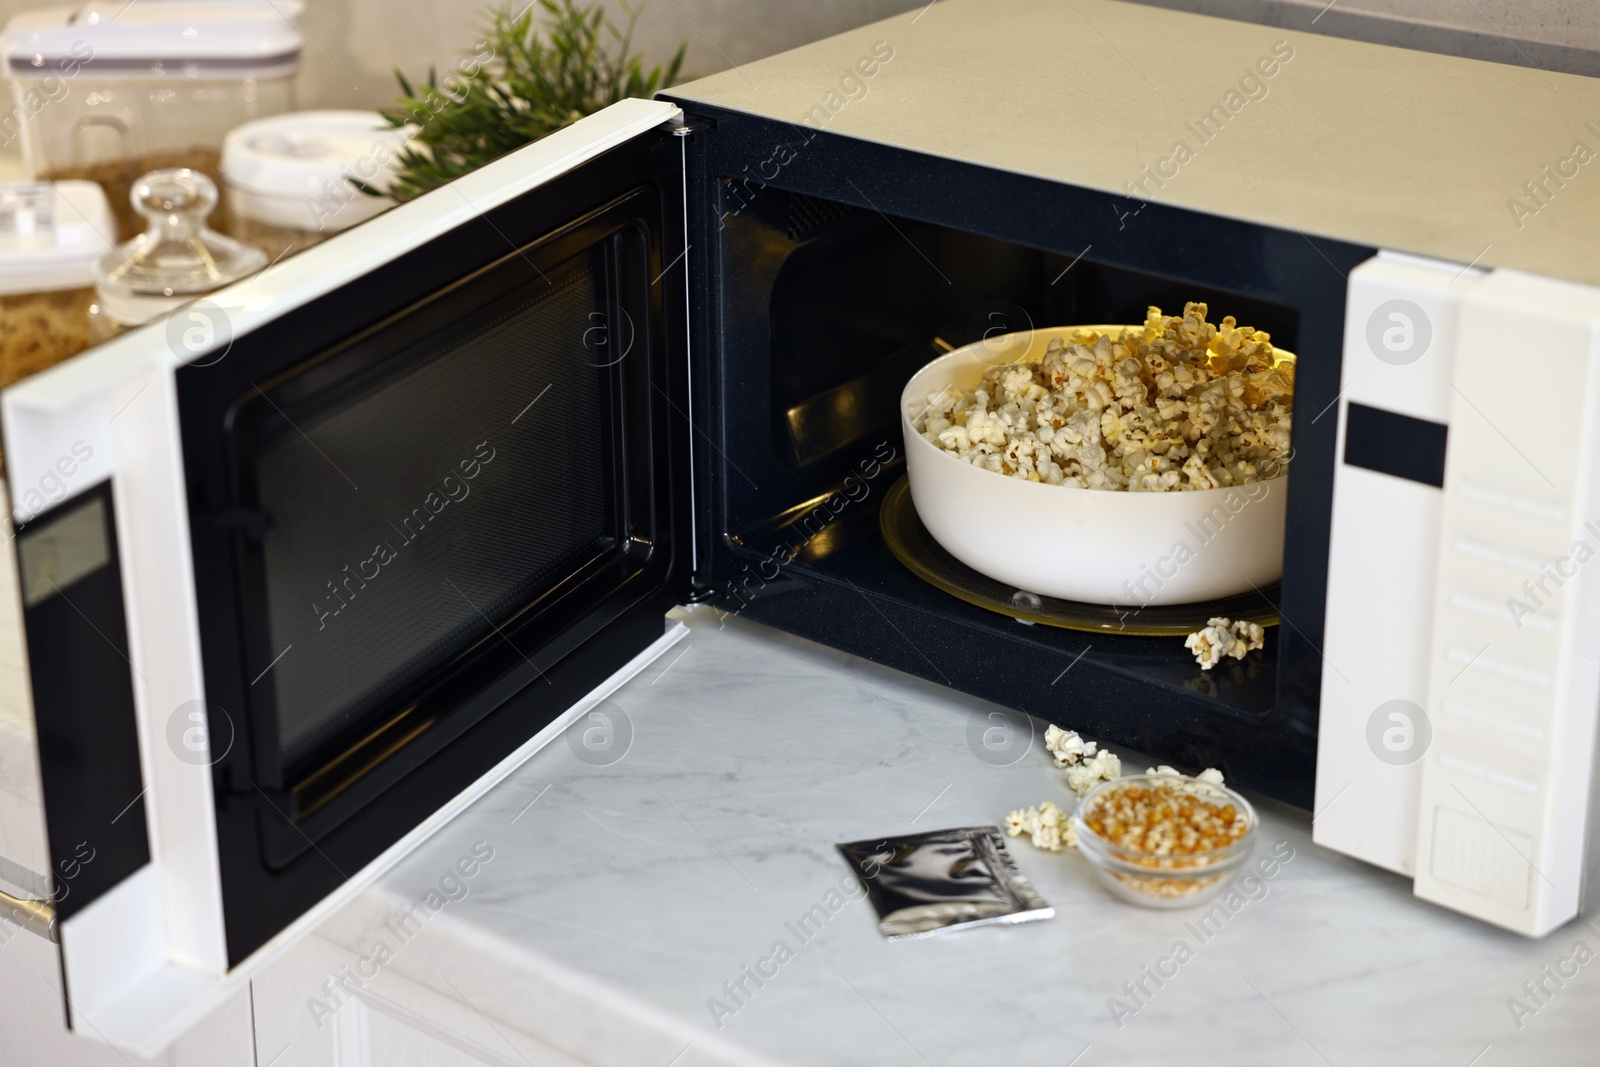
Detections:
253,248,617,768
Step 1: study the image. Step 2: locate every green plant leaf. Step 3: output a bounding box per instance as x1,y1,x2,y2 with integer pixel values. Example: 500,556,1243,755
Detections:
367,0,688,203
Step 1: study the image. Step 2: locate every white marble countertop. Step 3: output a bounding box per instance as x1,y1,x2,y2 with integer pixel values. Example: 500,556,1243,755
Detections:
316,605,1600,1066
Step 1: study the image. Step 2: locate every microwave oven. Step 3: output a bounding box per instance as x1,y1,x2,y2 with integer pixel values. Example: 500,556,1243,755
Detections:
5,0,1600,1054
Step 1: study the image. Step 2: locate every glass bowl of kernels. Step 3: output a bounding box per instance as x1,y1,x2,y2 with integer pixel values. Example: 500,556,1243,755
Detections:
1072,774,1257,909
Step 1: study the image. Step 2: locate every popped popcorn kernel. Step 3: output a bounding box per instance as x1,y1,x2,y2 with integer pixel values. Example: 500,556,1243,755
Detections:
1146,765,1229,792
1062,746,1121,797
1185,616,1266,671
1005,800,1078,851
1045,723,1092,767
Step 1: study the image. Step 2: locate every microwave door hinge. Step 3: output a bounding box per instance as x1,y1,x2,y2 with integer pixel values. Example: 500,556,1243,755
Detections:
665,116,715,139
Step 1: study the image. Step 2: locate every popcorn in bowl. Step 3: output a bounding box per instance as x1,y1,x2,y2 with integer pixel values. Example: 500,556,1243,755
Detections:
912,303,1292,492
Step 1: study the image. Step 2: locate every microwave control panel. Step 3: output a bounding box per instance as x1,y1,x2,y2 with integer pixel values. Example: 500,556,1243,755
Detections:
13,482,150,922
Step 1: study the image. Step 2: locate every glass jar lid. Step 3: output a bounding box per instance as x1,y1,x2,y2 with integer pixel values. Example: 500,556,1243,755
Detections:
94,167,265,326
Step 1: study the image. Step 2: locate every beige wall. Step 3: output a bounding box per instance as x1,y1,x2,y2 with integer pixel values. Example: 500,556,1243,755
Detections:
290,0,926,112
0,0,925,111
1131,0,1600,73
0,0,923,172
1333,0,1599,52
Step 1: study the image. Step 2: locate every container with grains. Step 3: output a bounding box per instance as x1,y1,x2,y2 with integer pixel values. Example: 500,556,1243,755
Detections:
1072,773,1257,908
0,181,114,467
3,1,303,240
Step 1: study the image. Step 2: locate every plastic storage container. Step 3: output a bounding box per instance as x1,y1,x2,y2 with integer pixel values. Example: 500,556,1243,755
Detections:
222,110,408,260
89,167,265,341
0,180,112,399
3,1,304,241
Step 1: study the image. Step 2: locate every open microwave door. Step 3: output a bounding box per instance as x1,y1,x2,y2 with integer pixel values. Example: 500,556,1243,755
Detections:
171,97,694,974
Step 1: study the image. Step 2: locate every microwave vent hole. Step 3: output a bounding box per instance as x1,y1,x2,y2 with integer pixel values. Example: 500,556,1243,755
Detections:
785,191,855,241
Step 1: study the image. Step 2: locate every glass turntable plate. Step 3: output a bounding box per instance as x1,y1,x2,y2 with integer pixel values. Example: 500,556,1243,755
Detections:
879,476,1279,636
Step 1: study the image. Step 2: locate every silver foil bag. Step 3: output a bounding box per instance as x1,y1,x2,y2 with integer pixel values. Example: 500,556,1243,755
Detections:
837,825,1053,940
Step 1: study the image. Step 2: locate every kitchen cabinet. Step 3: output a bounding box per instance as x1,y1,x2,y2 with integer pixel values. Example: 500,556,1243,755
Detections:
250,931,586,1067
0,922,254,1067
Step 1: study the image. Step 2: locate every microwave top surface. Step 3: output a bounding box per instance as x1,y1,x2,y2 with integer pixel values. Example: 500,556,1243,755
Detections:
665,0,1600,289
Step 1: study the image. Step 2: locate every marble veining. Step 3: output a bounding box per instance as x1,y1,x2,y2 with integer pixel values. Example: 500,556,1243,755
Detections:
314,605,1600,1066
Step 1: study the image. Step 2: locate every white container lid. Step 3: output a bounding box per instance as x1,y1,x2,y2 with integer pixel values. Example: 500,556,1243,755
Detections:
0,180,113,295
222,110,409,233
5,1,304,77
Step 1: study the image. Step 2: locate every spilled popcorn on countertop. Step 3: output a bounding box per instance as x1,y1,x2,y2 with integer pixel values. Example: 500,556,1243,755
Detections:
1005,800,1076,851
1045,724,1121,795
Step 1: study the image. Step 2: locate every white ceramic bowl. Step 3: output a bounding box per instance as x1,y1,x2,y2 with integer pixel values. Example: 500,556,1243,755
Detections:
901,326,1287,606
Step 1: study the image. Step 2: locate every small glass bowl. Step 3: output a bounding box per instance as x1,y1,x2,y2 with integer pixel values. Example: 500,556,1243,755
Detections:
1073,773,1257,909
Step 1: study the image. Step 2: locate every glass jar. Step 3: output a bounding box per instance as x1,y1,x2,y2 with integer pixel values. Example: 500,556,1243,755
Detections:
3,1,304,241
222,110,408,262
90,168,265,341
0,180,113,396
